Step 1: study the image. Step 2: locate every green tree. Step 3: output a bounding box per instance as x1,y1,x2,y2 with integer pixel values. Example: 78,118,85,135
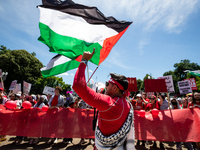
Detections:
34,76,71,94
163,59,200,94
0,46,43,90
0,45,11,54
137,79,142,91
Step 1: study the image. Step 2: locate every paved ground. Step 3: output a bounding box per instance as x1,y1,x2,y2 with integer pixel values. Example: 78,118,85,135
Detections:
0,136,190,150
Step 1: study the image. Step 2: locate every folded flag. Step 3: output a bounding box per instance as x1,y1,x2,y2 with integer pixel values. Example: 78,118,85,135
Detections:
38,0,132,65
41,54,82,78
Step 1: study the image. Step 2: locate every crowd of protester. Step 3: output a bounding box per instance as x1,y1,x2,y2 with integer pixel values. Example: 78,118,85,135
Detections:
128,91,200,150
0,86,200,149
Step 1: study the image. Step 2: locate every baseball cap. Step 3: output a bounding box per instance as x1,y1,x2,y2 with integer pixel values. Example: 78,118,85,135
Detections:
136,93,142,97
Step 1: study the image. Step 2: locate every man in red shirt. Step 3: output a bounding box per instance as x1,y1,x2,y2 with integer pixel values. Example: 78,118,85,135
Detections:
73,50,134,150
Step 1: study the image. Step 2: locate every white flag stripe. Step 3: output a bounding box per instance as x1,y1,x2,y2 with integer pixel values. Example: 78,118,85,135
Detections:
39,7,118,46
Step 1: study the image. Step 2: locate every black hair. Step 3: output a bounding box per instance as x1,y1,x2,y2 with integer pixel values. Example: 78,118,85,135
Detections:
110,73,128,92
55,86,62,93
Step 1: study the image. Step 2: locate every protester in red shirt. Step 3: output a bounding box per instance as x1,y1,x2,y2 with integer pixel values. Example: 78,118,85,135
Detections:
141,92,149,104
145,93,165,149
131,93,146,111
188,92,200,108
73,50,134,150
131,93,146,147
181,98,188,109
145,94,162,111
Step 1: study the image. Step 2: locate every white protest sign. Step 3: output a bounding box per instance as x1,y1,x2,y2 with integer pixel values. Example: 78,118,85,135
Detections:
0,69,2,78
43,86,55,95
13,83,21,94
178,80,192,95
9,80,17,91
157,75,175,93
23,81,32,95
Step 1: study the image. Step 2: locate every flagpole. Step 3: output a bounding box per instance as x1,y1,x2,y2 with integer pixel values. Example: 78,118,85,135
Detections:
87,66,99,84
167,93,171,109
0,77,4,90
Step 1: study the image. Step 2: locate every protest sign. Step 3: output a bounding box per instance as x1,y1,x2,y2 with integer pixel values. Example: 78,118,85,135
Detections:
178,80,192,95
144,79,167,92
0,69,2,78
9,80,17,91
157,75,175,93
13,83,21,94
127,77,137,92
23,81,32,95
43,86,55,95
184,78,197,90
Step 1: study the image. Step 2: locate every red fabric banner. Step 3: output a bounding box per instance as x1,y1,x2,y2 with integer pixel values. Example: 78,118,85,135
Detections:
127,77,137,92
0,105,199,142
145,79,167,92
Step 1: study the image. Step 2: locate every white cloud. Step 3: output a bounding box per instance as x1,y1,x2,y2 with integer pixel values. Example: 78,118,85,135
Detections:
105,50,132,69
59,73,69,76
138,39,150,55
89,70,93,73
71,73,74,76
76,0,199,33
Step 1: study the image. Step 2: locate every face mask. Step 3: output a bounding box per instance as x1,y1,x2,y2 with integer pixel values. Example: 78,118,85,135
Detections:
171,102,177,106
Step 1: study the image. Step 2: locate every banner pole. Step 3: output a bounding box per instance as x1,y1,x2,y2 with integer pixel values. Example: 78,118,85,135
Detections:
167,93,171,109
0,77,4,90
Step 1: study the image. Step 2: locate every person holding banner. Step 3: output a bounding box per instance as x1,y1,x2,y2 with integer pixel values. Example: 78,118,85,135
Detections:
141,92,149,104
188,92,200,108
131,93,146,147
170,97,193,150
181,98,189,109
73,50,134,150
47,86,64,144
0,88,7,105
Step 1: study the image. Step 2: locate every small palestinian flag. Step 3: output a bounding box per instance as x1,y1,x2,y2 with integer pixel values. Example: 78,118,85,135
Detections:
188,70,200,77
38,0,132,66
41,54,82,78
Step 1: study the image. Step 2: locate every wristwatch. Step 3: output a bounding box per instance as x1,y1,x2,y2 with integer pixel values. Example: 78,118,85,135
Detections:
81,59,88,65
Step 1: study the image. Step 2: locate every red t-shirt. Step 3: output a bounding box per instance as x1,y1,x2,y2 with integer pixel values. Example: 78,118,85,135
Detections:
188,101,200,108
142,98,149,103
51,95,58,106
131,100,145,110
145,101,160,111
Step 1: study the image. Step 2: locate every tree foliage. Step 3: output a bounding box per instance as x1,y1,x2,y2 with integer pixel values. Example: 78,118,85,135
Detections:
0,45,72,94
163,59,200,93
34,76,71,94
0,46,43,90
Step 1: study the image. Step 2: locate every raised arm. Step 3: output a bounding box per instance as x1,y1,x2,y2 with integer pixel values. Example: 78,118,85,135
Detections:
72,50,114,111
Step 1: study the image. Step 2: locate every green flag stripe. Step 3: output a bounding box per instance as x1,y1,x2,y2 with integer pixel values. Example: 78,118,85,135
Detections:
38,22,102,65
41,59,80,78
189,71,200,77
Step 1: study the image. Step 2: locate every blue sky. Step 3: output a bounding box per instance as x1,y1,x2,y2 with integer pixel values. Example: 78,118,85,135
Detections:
0,0,200,87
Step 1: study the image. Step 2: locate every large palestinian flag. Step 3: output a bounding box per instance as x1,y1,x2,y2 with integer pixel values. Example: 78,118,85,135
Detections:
38,0,132,66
